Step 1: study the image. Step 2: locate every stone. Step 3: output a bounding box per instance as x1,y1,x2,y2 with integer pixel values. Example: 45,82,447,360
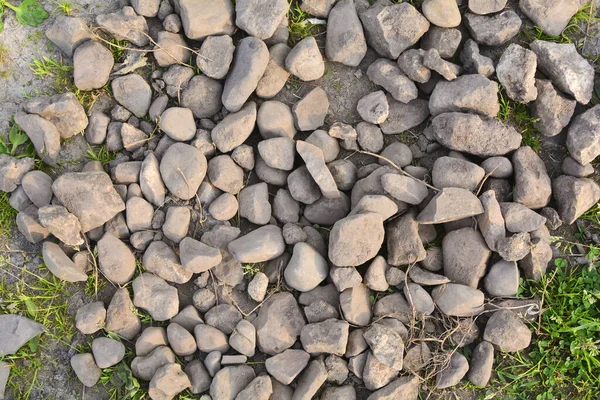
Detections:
359,2,429,59
38,206,83,246
301,0,336,17
253,292,306,355
363,256,389,292
171,305,203,332
520,238,552,281
194,324,230,353
530,79,576,137
484,310,532,352
180,75,223,118
284,242,329,292
73,40,114,91
132,346,176,381
235,0,288,39
211,102,257,153
362,351,399,391
180,237,222,273
531,40,594,104
258,138,295,171
154,31,191,67
13,112,60,165
380,97,430,134
512,146,552,209
324,355,349,384
423,49,461,80
293,359,328,399
42,241,88,282
305,300,339,323
75,302,106,335
160,143,207,200
364,323,404,370
97,232,136,284
24,92,87,139
566,105,600,165
481,157,513,179
0,155,34,192
326,0,367,66
148,363,191,400
429,74,499,117
257,43,292,99
208,155,244,194
340,284,372,326
210,365,255,400
562,156,594,177
91,337,125,369
417,187,484,224
367,59,418,104
197,35,235,79
356,123,384,154
167,323,197,356
553,175,600,224
143,240,191,284
287,166,322,205
105,288,141,340
229,319,256,357
159,107,195,141
435,352,469,389
140,153,166,207
478,191,506,251
285,36,325,81
162,206,190,243
112,74,152,118
322,385,355,400
422,0,461,28
397,49,430,84
132,273,179,321
193,289,217,313
432,112,522,157
501,202,547,233
232,145,255,170
222,36,269,112
131,0,159,16
265,349,310,385
367,375,419,400
496,44,537,103
179,0,234,40
235,375,272,400
96,7,149,46
496,232,532,262
204,304,242,335
70,353,101,388
468,341,494,387
228,225,285,263
386,209,426,266
421,26,462,59
465,11,522,46
0,315,43,357
484,260,520,297
329,213,385,267
304,193,351,225
431,283,485,317
432,156,485,192
460,39,495,77
204,351,222,377
16,205,49,244
185,360,212,394
46,16,94,57
136,327,168,357
301,319,349,355
357,91,389,125
297,141,340,199
520,0,581,37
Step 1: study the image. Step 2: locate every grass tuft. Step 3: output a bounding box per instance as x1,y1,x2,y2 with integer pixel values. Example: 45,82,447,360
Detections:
0,192,17,237
85,144,117,165
29,55,73,90
242,263,264,279
288,2,320,45
497,87,541,152
54,0,76,16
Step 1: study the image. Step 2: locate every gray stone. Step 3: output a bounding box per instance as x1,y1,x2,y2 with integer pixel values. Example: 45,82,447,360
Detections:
324,355,349,385
553,175,600,224
38,205,83,246
171,305,203,332
148,363,191,400
13,112,60,165
431,283,485,317
266,349,310,385
228,225,285,263
305,300,339,323
501,202,547,233
153,32,191,67
232,144,255,170
397,49,430,84
530,79,576,137
322,385,355,400
478,190,506,251
16,205,49,244
443,227,491,287
484,260,520,297
180,237,222,273
297,141,340,199
362,351,399,391
112,74,152,118
208,154,244,194
469,0,507,14
562,156,594,177
194,324,230,353
465,10,521,46
140,153,166,207
204,351,222,377
460,39,495,77
167,323,197,356
417,187,483,224
301,0,336,17
293,359,328,399
132,346,176,381
357,91,389,125
179,0,234,40
422,0,461,28
421,26,462,59
257,44,292,99
0,315,44,357
422,49,461,80
364,323,404,370
96,6,149,46
212,102,257,153
185,360,212,394
42,241,88,282
46,16,93,57
24,92,87,139
520,0,581,37
356,122,384,153
193,288,217,313
330,265,362,292
92,337,125,369
435,352,469,389
432,156,485,191
430,74,499,117
367,59,417,104
329,213,384,267
160,143,207,200
159,107,196,141
258,101,296,139
105,287,141,340
286,36,325,81
380,97,429,134
340,284,372,326
484,310,531,352
0,154,34,193
98,232,136,284
258,138,295,171
326,0,367,66
496,233,532,262
350,194,398,221
72,40,114,91
143,240,191,284
386,209,426,266
468,341,494,387
481,157,513,178
288,166,322,204
566,104,600,165
367,375,419,400
284,242,329,292
235,0,288,39
497,44,537,103
75,301,106,335
235,375,272,400
300,319,349,356
181,75,223,118
70,353,101,388
229,319,256,357
132,273,179,321
162,206,190,243
512,146,552,209
304,193,350,226
197,35,235,79
205,304,242,334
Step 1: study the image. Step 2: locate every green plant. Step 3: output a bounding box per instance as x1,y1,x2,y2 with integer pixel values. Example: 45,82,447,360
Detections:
54,0,74,16
29,55,73,90
243,263,264,279
288,2,320,44
497,87,541,152
0,122,31,157
85,144,117,165
0,191,17,237
0,0,48,33
99,358,146,400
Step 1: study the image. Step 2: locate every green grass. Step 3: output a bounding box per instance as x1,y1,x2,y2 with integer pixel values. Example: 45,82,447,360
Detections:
0,191,17,237
29,55,73,90
54,0,76,16
288,1,320,45
497,87,541,152
85,144,117,165
242,263,264,279
484,260,600,400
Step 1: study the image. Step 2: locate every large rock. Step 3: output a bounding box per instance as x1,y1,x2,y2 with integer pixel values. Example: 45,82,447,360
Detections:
148,363,191,400
23,92,87,139
431,156,485,192
253,292,306,355
235,0,288,40
530,40,594,104
381,97,430,134
160,143,207,200
105,288,141,340
552,175,600,224
566,105,600,165
210,365,255,400
112,74,152,118
417,187,484,224
364,323,404,370
286,36,325,81
0,315,45,356
520,0,581,37
496,43,537,103
422,0,461,28
386,209,426,266
154,32,192,67
329,213,384,267
265,349,310,385
512,146,552,209
484,310,531,352
257,44,291,99
326,0,367,66
46,16,94,57
284,242,329,292
52,171,125,232
429,74,499,117
180,75,223,118
431,283,485,317
228,225,285,263
367,375,419,400
530,79,576,137
13,112,60,165
443,228,491,287
143,241,192,284
340,284,372,326
38,206,83,246
359,2,429,59
222,37,269,112
70,353,101,388
197,35,235,79
179,0,234,40
96,7,149,46
432,112,522,156
212,102,257,153
98,233,136,284
132,273,179,321
464,11,521,46
367,59,418,104
300,319,349,356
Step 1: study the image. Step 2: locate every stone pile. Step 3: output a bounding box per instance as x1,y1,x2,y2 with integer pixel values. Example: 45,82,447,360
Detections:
1,0,599,399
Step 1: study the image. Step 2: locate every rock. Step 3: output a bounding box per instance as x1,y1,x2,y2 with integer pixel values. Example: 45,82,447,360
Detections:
367,59,418,103
97,233,136,284
105,288,141,340
46,16,94,57
228,225,285,263
158,107,195,141
222,36,269,112
386,209,426,266
167,323,197,356
531,40,594,104
257,44,291,99
328,160,358,191
179,0,234,40
496,44,537,103
356,123,384,155
501,202,547,233
265,349,310,385
0,155,34,192
359,2,429,59
75,302,106,335
180,75,223,118
132,346,176,381
196,35,234,79
13,112,60,165
477,191,506,251
138,154,166,207
0,315,44,357
153,31,191,67
350,194,398,221
520,238,552,281
96,7,149,46
460,39,495,77
562,156,594,177
297,141,340,199
112,74,152,118
148,363,191,400
520,0,581,37
179,237,221,273
330,265,362,292
432,156,485,191
301,0,336,17
211,103,256,153
91,337,125,369
362,351,399,391
210,365,255,400
257,101,296,140
305,300,339,323
484,260,520,297
329,213,384,266
204,351,221,377
484,310,532,352
421,27,462,59
253,292,306,355
380,97,430,134
465,11,521,46
512,146,552,209
204,304,242,335
16,205,49,244
429,74,499,117
408,265,449,286
162,206,190,243
42,241,88,282
160,143,207,200
566,104,600,165
143,241,191,284
422,49,461,80
443,227,491,287
304,193,351,226
171,306,203,332
468,341,494,387
235,0,288,39
481,157,513,179
194,324,230,353
17,171,49,209
70,353,101,388
417,187,484,224
38,206,83,246
258,138,295,172
185,360,211,394
340,284,372,326
432,112,522,156
24,92,87,139
326,0,367,66
293,359,328,399
229,319,256,357
235,375,272,400
286,36,325,81
363,256,389,291
422,0,461,28
131,0,159,16
73,40,114,91
301,319,349,356
208,155,244,194
431,283,485,317
435,352,469,389
324,355,349,385
284,242,329,292
364,323,404,370
469,0,507,14
132,273,179,321
552,175,600,224
397,49,430,83
367,375,419,400
287,166,322,205
496,232,532,262
322,385,355,400
530,79,576,137
540,207,562,230
232,144,255,170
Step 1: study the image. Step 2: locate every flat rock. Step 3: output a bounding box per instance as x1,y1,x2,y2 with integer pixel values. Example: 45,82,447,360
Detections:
194,324,230,353
160,143,207,200
228,225,285,263
326,0,367,66
235,0,288,40
520,0,581,37
429,74,499,117
293,87,329,131
553,175,600,224
465,11,521,46
432,156,485,192
501,202,547,232
265,349,310,385
91,337,125,369
496,44,537,103
14,112,60,165
329,213,385,267
42,241,88,282
443,227,491,287
484,310,532,352
386,209,426,266
380,97,430,134
132,273,179,321
417,187,484,224
431,283,484,317
367,375,419,400
300,319,349,356
180,237,222,273
180,75,223,118
112,74,152,118
148,363,191,400
143,241,192,284
435,352,469,389
0,315,44,356
364,323,404,370
179,0,234,40
340,284,372,326
70,353,101,388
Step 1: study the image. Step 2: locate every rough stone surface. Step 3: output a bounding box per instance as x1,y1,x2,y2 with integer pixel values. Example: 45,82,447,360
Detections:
326,0,367,66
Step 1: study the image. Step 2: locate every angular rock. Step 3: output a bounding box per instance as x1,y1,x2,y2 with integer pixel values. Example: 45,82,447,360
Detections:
432,156,485,192
0,154,34,193
42,241,88,282
96,7,149,46
423,49,461,80
367,375,419,400
297,141,340,199
501,202,547,233
285,36,325,81
300,319,349,356
443,227,491,287
180,237,222,273
340,284,372,326
235,0,288,40
228,225,285,263
417,187,484,224
257,101,296,139
179,0,234,40
397,49,430,83
14,112,60,165
329,213,384,266
258,137,295,171
24,92,87,139
112,74,152,118
132,346,176,381
460,39,495,77
284,242,329,292
566,104,600,165
421,26,462,59
465,11,522,46
38,206,83,246
477,190,506,251
484,310,532,352
512,146,552,209
143,240,191,284
148,363,191,400
46,16,94,57
367,59,418,104
520,0,581,37
552,175,600,224
496,44,537,103
105,288,141,340
293,359,328,399
140,153,166,207
73,40,114,91
154,31,191,67
160,143,207,200
380,97,430,134
256,43,291,99
362,351,399,391
429,74,499,117
386,209,426,266
530,79,576,137
326,0,367,66
185,360,211,394
364,323,404,370
75,302,106,335
265,349,310,385
132,273,179,321
16,205,50,244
